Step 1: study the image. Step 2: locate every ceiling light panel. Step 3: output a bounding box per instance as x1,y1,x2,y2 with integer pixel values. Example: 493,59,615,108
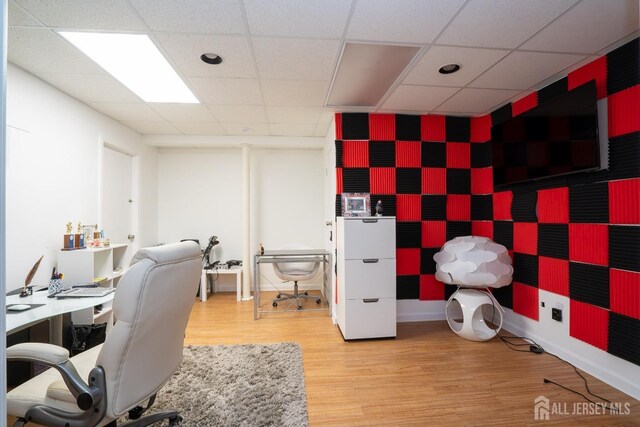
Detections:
59,32,198,103
327,43,420,108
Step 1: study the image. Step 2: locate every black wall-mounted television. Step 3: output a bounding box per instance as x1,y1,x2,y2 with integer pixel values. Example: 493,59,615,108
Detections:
492,80,606,188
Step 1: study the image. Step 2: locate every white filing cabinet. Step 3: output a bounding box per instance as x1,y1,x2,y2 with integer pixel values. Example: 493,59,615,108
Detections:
337,217,396,340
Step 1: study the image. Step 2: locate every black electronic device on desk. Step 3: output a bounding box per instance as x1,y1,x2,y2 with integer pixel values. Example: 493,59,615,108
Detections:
226,260,242,268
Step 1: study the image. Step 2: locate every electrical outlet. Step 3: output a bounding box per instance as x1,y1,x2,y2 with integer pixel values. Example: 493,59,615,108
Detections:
552,308,563,322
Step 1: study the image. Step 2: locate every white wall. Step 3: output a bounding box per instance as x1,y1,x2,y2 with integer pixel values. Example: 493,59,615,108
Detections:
5,64,158,291
156,145,325,291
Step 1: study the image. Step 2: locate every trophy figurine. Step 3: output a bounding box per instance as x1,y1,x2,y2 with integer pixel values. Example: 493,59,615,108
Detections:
75,222,85,248
375,200,383,217
64,221,74,249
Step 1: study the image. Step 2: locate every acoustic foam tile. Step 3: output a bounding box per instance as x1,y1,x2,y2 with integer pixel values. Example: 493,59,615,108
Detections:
422,221,447,248
568,56,607,100
396,168,422,194
513,253,539,287
445,116,471,142
569,182,609,223
335,194,342,218
396,141,421,167
396,114,421,141
396,275,420,300
512,92,538,117
369,141,396,167
446,221,472,242
335,141,343,167
342,141,369,167
513,282,539,320
538,77,568,104
420,248,439,275
492,285,513,310
471,195,493,220
421,115,446,142
491,103,512,127
446,194,471,221
396,222,422,248
607,38,639,96
421,142,447,168
568,224,609,266
369,114,396,140
609,268,640,320
446,142,471,169
336,168,343,194
537,187,569,223
493,221,514,250
369,168,396,195
608,312,640,365
342,168,370,193
511,191,538,222
609,225,640,272
607,85,640,139
397,248,420,276
471,167,493,195
513,222,538,255
420,274,444,301
371,195,396,217
341,113,369,140
493,191,513,220
538,224,569,260
421,195,447,221
396,195,421,222
607,131,640,180
609,178,640,224
472,221,494,240
570,300,609,351
569,262,610,309
422,168,447,195
471,141,492,168
539,256,569,297
446,169,471,195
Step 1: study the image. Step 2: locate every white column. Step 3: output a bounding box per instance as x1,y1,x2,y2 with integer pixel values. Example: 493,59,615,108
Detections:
241,144,252,300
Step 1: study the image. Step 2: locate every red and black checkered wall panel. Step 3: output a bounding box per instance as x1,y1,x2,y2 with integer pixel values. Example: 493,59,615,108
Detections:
335,38,639,367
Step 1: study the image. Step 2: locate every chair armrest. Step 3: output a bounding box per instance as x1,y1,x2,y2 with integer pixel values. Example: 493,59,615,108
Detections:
6,342,103,411
7,342,69,365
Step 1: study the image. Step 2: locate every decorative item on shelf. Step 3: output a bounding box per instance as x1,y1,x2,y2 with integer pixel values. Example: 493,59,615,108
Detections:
433,236,513,342
64,221,74,250
259,243,264,255
83,224,97,246
341,192,371,217
375,200,383,217
94,224,101,239
74,222,85,249
20,255,44,298
103,238,110,247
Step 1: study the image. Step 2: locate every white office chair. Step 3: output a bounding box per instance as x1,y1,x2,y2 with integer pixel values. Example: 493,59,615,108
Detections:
6,241,202,427
272,245,321,310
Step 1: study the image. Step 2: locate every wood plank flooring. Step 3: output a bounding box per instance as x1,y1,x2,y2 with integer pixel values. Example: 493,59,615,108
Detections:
187,292,640,426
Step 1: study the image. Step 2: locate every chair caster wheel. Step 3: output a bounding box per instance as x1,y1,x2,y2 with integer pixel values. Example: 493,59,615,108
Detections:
304,291,309,295
297,305,302,310
273,302,278,307
276,294,281,298
316,299,321,304
169,415,183,426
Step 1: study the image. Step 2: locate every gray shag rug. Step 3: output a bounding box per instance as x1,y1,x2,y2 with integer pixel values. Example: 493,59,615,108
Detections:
140,343,308,426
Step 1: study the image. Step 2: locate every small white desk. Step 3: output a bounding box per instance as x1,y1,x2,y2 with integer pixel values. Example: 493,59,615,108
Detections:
200,266,243,302
6,290,115,345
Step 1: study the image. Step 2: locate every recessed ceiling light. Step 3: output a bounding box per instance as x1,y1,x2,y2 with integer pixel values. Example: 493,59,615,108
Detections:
200,53,223,65
439,63,461,74
59,32,198,103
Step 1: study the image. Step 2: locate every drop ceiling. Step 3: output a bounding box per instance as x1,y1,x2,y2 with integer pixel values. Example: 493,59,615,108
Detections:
7,0,639,140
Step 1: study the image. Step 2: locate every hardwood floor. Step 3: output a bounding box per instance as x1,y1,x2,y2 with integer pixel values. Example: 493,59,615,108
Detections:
187,292,640,426
8,292,639,426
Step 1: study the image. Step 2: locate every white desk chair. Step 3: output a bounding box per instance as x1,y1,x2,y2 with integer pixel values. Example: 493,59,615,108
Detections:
6,241,202,427
272,245,321,310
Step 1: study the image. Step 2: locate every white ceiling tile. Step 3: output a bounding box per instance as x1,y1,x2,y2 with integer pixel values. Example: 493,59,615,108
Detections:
9,1,43,27
403,46,510,87
129,0,245,34
252,37,341,80
189,78,264,105
438,0,578,48
269,123,316,136
90,102,165,122
209,105,268,123
149,104,217,122
318,110,336,125
435,88,521,114
9,27,105,74
221,123,271,136
521,0,640,53
347,0,465,43
156,33,257,79
35,72,140,103
266,107,322,124
381,85,460,111
13,0,146,30
314,123,331,137
469,51,587,89
122,120,181,135
244,0,352,38
262,80,329,106
172,121,226,135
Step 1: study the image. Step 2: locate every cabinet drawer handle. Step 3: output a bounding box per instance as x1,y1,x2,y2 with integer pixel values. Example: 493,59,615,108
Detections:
362,259,379,263
363,298,379,303
362,218,378,223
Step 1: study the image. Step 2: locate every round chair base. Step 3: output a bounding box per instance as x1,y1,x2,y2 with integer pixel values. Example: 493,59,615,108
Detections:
445,288,503,342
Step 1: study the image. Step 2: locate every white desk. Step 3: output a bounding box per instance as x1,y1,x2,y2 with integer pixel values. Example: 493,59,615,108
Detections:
6,290,115,345
200,266,243,302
